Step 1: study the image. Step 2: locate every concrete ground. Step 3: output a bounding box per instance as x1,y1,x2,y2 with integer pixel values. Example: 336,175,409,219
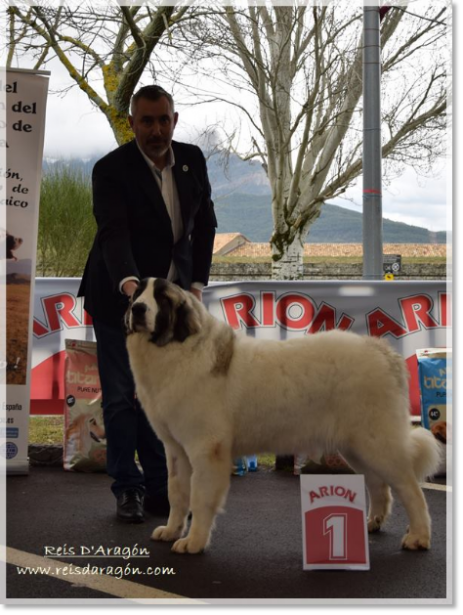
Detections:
4,465,450,605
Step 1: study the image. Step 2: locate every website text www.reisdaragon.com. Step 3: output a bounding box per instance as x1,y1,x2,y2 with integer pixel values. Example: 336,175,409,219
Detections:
15,562,177,581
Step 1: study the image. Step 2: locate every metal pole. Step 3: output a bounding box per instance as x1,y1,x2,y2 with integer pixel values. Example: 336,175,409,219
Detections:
363,3,383,280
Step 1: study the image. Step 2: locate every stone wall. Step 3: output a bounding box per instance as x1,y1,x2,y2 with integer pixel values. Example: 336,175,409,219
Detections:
210,262,447,281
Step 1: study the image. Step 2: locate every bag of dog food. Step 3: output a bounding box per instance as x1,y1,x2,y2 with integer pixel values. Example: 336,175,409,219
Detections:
416,348,451,477
63,339,106,472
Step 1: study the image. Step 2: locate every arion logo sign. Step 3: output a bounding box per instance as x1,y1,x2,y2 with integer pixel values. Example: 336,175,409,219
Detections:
220,291,449,337
33,292,92,338
32,286,449,340
221,292,354,333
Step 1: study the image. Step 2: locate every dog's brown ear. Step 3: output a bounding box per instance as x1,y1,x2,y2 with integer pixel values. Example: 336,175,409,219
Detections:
150,279,201,346
151,292,174,347
173,300,201,342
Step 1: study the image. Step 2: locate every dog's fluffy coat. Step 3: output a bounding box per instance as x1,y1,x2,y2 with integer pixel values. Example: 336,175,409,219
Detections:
125,278,441,554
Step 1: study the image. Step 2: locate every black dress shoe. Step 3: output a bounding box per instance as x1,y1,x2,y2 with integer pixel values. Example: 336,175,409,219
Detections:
144,494,170,517
116,489,145,523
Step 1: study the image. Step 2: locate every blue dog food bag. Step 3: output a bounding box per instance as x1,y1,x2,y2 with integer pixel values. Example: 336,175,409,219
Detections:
416,348,451,429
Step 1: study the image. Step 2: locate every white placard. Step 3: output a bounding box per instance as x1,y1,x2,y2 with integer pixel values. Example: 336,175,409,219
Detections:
300,475,370,571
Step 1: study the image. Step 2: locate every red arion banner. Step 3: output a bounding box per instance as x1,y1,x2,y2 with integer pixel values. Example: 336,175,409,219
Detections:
30,279,450,422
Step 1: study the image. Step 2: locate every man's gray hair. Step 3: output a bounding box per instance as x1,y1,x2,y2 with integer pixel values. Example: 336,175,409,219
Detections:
130,85,175,115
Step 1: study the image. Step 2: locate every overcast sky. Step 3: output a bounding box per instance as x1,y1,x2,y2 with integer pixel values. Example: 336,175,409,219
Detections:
7,1,450,236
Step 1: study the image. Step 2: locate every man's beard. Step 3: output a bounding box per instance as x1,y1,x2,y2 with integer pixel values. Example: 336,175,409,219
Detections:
146,140,169,159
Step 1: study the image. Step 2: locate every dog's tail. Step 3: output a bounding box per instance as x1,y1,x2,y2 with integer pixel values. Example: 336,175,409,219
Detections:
411,427,442,481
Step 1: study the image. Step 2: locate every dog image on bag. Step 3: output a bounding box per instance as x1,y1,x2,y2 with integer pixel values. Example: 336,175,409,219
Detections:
65,413,106,460
430,421,448,478
125,278,441,555
1,229,23,261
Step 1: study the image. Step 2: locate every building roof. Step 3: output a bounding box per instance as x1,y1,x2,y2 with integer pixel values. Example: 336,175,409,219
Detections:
213,233,251,256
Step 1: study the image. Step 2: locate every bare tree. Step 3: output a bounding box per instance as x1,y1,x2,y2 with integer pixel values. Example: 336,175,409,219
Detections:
4,1,190,144
4,2,448,280
175,3,448,279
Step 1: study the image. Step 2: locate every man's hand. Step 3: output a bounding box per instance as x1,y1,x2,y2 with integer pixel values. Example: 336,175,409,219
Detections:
190,287,203,302
122,280,139,298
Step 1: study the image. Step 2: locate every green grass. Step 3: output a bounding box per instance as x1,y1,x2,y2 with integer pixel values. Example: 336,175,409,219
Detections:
254,453,276,468
38,166,96,277
29,416,64,445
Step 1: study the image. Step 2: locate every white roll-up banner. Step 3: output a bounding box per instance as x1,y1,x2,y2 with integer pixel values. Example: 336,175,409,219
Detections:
1,68,49,474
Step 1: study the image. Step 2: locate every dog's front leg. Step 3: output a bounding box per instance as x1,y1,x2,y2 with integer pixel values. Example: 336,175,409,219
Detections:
151,444,191,543
172,443,231,554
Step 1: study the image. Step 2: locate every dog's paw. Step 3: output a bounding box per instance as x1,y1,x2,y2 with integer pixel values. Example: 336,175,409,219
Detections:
151,525,182,542
401,533,431,550
171,535,206,554
367,516,383,533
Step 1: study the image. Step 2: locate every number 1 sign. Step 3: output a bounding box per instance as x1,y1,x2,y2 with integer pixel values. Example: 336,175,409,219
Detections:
300,475,370,570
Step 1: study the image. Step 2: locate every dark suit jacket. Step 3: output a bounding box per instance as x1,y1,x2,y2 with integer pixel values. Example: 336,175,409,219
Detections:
78,139,217,326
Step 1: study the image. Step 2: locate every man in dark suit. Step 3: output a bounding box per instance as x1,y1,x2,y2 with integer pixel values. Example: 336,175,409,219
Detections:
78,85,217,522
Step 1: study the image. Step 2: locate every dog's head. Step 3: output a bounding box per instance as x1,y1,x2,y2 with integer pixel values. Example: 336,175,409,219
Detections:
7,233,23,255
1,230,23,260
125,278,201,346
88,416,106,443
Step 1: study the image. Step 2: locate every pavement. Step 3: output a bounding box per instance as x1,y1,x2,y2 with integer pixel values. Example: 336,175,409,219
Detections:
4,464,450,605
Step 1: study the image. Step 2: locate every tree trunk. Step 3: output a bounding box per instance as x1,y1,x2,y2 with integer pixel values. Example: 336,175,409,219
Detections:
104,108,133,146
270,231,305,280
270,193,323,281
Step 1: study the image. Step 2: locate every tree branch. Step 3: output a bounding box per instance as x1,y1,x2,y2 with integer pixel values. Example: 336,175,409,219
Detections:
120,6,144,49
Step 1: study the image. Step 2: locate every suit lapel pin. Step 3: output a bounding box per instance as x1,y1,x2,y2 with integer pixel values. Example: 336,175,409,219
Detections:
182,165,189,172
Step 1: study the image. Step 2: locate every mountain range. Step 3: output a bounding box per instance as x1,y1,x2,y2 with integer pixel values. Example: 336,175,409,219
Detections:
43,151,446,244
214,193,446,244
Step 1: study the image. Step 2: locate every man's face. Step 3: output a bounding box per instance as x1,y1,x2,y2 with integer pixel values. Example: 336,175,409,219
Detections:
129,96,178,166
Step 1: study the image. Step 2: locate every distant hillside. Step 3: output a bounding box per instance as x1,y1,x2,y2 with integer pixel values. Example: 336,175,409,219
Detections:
43,153,446,244
214,194,446,244
206,152,271,196
43,156,99,177
43,149,270,195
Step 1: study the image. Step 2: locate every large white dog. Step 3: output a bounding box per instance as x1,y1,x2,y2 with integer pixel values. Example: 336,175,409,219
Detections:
125,278,441,555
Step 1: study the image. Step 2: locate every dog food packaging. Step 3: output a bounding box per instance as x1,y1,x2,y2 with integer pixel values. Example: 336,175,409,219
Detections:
416,348,451,477
416,348,450,428
63,339,106,472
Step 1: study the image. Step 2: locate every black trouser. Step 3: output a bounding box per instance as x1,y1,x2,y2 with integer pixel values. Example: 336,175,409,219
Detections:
93,318,168,499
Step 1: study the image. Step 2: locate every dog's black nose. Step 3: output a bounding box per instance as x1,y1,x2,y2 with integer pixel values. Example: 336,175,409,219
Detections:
132,302,147,318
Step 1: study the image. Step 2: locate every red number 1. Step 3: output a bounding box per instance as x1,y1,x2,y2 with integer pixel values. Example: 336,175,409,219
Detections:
323,513,348,560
